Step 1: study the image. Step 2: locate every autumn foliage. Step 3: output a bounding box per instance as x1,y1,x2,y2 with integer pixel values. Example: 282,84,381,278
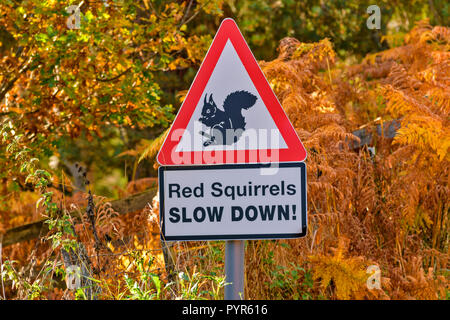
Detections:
249,20,449,299
0,1,448,300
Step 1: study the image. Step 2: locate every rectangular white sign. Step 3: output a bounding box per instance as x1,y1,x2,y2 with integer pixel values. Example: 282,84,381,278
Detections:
159,163,307,241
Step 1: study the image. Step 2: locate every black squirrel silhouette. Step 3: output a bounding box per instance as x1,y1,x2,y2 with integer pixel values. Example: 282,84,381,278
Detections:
198,90,257,146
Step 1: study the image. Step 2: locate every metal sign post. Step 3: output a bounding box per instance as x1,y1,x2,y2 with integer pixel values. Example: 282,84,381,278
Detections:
224,240,245,300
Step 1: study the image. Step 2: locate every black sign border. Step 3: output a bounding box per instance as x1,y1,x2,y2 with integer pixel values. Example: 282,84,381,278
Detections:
158,162,307,241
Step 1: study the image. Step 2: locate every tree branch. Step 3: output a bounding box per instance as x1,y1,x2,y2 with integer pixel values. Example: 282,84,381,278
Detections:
0,57,33,102
95,67,132,82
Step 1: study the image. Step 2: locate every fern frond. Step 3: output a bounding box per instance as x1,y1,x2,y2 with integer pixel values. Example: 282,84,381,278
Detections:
309,238,367,299
138,128,169,163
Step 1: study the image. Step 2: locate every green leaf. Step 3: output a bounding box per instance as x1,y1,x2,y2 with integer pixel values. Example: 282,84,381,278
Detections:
85,11,95,22
35,33,49,43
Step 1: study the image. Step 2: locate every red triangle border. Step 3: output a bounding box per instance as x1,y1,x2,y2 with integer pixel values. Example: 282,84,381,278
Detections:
157,18,307,165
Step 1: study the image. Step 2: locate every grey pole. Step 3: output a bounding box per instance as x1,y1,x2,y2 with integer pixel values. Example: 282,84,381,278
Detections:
224,240,245,300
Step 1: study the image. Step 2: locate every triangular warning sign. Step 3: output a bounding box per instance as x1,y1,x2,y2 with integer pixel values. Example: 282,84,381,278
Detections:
157,18,307,165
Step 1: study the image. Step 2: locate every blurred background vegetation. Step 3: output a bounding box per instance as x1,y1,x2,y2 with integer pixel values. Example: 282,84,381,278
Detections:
1,0,449,301
1,0,448,198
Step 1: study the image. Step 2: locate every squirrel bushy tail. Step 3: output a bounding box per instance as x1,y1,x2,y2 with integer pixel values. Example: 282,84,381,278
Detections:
222,90,257,129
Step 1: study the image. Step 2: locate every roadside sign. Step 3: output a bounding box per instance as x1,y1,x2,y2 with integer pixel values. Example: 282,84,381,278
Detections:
157,18,307,166
156,18,308,299
159,162,307,241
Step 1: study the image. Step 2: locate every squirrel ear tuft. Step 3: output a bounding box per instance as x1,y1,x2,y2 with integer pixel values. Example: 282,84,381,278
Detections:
209,94,214,103
204,93,208,104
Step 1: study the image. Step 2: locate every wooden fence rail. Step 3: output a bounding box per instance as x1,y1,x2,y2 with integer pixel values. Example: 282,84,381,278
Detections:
1,188,158,247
